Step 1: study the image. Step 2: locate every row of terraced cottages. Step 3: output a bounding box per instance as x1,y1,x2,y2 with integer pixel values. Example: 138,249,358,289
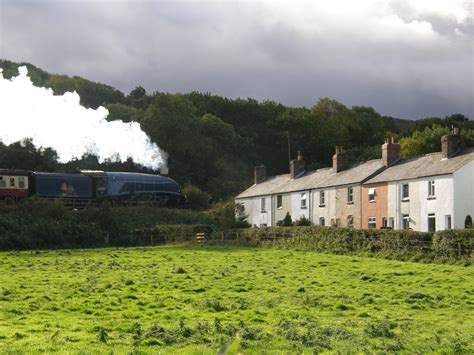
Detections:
235,129,474,232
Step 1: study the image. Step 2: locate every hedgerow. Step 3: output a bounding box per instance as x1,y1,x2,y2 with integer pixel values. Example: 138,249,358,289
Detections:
213,226,474,262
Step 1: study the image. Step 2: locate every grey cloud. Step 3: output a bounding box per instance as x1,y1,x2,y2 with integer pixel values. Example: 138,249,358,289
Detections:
1,0,472,119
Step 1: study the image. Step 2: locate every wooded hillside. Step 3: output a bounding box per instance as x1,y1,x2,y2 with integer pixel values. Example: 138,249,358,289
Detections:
1,59,473,201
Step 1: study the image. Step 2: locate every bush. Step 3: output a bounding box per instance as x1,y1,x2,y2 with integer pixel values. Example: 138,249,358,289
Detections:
277,212,293,227
204,199,250,229
182,183,211,210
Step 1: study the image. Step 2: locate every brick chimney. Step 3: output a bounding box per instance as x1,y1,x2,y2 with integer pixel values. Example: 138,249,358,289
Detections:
332,146,347,173
254,164,266,184
441,127,461,159
382,137,401,167
290,151,305,179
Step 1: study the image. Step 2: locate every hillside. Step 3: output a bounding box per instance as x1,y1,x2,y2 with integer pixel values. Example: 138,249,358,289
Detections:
1,59,472,201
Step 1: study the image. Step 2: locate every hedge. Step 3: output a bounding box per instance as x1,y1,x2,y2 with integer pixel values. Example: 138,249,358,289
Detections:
0,199,213,250
213,226,474,262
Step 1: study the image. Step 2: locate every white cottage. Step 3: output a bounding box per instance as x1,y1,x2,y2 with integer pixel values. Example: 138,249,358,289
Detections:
364,130,474,231
235,149,385,228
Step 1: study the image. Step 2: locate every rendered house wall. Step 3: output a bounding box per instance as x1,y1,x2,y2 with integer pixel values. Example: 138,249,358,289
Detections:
335,185,361,228
273,193,292,225
290,190,311,224
312,188,337,226
361,183,388,229
453,161,474,228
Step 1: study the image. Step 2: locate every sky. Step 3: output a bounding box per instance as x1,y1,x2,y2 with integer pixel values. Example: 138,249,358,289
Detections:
0,0,473,119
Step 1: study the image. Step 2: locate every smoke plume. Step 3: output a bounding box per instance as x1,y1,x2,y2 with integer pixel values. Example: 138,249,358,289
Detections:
0,66,166,170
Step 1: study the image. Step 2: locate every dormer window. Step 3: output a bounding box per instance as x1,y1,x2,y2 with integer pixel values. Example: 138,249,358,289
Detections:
368,188,376,202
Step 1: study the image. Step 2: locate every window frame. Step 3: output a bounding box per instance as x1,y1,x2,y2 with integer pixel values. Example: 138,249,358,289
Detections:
319,190,325,207
368,217,376,229
428,213,436,232
347,186,354,204
402,214,410,230
276,194,283,209
18,176,25,189
428,180,436,198
402,183,409,201
347,215,354,228
368,187,376,202
319,217,325,226
300,193,307,209
445,215,452,230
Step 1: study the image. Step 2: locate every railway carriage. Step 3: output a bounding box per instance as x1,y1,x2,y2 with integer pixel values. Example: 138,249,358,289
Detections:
0,169,30,199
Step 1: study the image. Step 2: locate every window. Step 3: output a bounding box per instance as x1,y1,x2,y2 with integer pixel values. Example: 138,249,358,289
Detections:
259,223,267,227
402,184,409,200
18,177,25,189
347,187,353,203
368,217,376,229
347,215,354,228
319,217,325,226
445,215,452,230
300,193,307,209
382,217,388,228
368,187,376,202
0,176,5,188
428,213,436,232
389,217,395,229
277,195,282,209
402,214,410,230
428,180,435,198
331,218,336,227
319,191,325,206
260,198,266,212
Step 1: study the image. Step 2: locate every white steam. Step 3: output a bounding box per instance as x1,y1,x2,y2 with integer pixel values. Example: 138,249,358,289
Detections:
0,66,166,171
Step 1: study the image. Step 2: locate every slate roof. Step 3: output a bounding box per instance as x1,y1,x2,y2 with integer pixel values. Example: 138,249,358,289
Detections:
236,159,385,199
365,148,474,184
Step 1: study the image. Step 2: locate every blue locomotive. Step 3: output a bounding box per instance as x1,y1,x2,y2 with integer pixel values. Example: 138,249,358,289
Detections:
0,170,186,207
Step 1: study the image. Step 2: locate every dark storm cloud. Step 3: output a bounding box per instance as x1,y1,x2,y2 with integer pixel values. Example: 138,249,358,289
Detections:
1,0,472,119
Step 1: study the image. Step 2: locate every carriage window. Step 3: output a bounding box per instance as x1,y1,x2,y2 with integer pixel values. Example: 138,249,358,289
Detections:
18,177,25,188
10,177,15,187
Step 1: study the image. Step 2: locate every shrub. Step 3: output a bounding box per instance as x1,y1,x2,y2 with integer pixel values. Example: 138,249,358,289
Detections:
294,215,311,226
280,212,293,227
182,183,211,210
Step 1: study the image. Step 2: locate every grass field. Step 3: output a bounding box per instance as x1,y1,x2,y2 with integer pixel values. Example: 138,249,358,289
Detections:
1,245,473,353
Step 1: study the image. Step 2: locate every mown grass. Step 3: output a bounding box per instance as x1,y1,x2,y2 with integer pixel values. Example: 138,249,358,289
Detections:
0,245,473,353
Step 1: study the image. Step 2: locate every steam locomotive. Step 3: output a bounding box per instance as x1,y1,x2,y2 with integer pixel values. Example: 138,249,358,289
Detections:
0,169,186,207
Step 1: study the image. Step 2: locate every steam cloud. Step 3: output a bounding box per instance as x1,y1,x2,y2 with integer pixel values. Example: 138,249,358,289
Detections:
0,66,166,171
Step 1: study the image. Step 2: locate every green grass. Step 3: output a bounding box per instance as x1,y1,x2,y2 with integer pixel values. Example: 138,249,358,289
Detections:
0,245,473,353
